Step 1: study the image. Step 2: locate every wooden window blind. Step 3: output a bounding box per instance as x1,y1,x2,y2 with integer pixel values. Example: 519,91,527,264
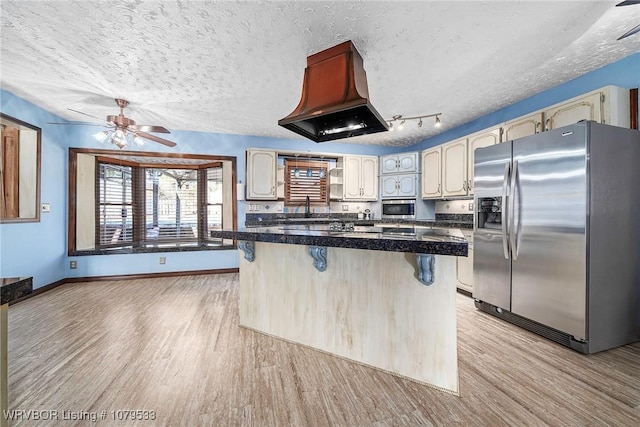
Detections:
205,166,223,238
97,163,134,246
284,159,328,206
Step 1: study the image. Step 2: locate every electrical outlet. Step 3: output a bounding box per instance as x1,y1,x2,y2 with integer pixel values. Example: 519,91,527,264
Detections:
41,203,51,213
70,260,77,269
160,257,166,264
342,204,349,211
469,202,474,211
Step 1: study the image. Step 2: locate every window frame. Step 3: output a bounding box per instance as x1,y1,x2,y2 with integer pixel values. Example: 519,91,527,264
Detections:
68,148,237,255
283,159,329,207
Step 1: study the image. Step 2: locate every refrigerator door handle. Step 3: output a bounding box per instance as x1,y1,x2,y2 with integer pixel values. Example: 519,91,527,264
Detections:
509,160,519,260
501,162,511,260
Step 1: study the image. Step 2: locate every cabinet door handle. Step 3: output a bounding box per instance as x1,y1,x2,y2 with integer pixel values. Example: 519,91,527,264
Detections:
545,118,550,131
535,122,540,133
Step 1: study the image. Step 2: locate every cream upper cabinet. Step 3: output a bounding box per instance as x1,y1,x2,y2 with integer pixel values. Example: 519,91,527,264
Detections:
342,155,378,201
380,152,419,174
246,149,277,200
544,85,630,130
503,112,543,141
467,127,501,194
360,156,378,199
421,147,441,199
544,91,602,131
442,138,468,197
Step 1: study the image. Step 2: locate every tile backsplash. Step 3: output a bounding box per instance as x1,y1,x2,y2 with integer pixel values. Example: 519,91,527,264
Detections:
244,201,372,214
435,199,474,214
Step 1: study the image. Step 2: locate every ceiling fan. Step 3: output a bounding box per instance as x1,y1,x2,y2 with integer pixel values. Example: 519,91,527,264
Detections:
616,1,640,40
48,98,176,148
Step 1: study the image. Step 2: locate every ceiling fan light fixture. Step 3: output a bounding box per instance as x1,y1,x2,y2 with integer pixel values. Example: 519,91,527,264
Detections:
133,134,145,147
111,129,128,148
92,130,110,144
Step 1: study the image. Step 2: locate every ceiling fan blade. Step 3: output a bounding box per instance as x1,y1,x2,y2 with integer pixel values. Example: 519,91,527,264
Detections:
68,108,104,120
129,124,170,134
136,131,177,147
618,23,640,40
46,121,105,126
616,1,640,6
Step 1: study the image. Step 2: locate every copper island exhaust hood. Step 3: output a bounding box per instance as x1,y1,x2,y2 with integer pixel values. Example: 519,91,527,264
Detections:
278,40,389,142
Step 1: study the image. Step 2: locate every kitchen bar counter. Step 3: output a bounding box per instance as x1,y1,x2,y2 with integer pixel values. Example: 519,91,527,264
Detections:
210,224,468,256
244,217,473,229
215,225,461,394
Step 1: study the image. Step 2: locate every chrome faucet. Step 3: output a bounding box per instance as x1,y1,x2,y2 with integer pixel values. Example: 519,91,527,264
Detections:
305,195,311,218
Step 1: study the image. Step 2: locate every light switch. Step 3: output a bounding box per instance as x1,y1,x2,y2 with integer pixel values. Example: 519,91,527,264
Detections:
41,203,51,213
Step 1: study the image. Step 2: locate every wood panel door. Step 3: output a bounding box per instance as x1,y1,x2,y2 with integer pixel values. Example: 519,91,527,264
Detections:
1,126,20,218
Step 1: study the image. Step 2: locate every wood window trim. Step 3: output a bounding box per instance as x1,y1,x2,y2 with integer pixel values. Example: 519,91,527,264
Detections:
284,159,329,206
68,147,237,255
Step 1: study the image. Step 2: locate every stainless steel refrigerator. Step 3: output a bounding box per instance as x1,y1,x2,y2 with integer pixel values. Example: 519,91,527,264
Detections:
473,121,640,353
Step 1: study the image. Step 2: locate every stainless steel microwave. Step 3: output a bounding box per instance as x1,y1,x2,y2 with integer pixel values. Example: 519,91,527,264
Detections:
382,199,416,219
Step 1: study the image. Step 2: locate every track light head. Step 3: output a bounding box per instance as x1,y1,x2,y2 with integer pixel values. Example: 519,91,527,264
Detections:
385,112,442,132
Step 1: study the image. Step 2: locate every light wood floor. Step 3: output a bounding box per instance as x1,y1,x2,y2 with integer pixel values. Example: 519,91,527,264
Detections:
7,274,640,426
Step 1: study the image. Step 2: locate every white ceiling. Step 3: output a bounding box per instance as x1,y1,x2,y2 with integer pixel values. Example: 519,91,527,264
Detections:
1,1,639,147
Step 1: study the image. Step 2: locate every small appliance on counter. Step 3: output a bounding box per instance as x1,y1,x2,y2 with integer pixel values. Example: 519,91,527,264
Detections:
364,209,372,220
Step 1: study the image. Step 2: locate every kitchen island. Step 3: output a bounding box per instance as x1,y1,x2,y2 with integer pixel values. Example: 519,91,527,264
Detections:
211,225,468,394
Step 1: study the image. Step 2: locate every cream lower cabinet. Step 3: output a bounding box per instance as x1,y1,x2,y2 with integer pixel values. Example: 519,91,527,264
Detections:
457,230,474,293
442,138,468,198
421,147,441,199
341,155,378,201
246,149,277,200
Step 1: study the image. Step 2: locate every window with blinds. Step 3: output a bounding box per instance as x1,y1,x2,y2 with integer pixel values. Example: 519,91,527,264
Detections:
145,169,199,242
97,163,133,246
206,167,224,239
284,159,328,206
95,159,227,249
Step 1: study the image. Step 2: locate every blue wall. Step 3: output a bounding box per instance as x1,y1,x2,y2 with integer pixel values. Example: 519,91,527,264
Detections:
0,90,395,288
1,51,638,288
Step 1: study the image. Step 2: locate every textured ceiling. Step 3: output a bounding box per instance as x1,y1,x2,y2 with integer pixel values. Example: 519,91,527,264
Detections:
1,1,639,147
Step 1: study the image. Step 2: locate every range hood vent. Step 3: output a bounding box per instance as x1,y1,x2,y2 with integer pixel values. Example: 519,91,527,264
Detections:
278,40,388,143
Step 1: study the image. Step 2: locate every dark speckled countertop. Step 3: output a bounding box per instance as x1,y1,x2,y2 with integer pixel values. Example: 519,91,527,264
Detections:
1,277,33,305
210,224,468,256
244,213,473,230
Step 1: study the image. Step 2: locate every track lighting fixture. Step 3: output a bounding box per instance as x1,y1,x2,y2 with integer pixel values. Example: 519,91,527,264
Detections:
387,113,442,131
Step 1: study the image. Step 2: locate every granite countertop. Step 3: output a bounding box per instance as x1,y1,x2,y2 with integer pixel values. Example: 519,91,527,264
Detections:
211,224,468,256
1,277,33,305
244,213,473,230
